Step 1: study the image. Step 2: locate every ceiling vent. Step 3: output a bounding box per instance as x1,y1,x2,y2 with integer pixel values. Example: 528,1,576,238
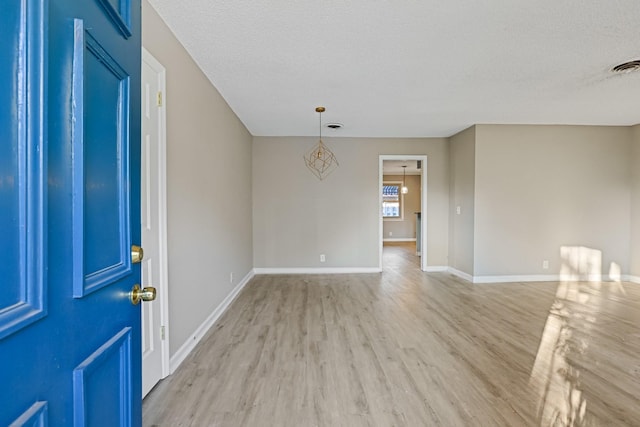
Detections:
612,60,640,73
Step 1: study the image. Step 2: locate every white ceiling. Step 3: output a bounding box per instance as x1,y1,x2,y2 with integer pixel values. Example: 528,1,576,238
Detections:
148,0,640,138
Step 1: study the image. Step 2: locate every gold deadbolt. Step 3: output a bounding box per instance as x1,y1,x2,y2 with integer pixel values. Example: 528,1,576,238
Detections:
130,284,156,305
131,245,144,264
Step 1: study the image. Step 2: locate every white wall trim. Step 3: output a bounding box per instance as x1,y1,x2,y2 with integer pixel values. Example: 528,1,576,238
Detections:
448,267,473,282
169,269,254,374
253,267,382,275
424,266,448,272
558,273,604,282
383,238,416,242
473,274,559,284
456,273,640,284
628,275,640,284
558,273,633,283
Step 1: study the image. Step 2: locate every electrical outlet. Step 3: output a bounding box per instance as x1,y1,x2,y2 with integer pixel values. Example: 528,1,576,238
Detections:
456,206,461,215
542,260,549,269
389,231,393,236
320,254,326,263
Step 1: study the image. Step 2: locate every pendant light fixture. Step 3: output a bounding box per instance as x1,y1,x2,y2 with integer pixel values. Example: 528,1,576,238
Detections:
304,106,339,180
402,165,409,194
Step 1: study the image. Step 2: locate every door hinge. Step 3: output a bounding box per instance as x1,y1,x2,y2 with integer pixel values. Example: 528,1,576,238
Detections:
157,91,163,107
160,326,166,340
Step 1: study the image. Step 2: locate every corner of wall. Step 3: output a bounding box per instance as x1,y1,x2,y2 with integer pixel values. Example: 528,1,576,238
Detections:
448,125,476,277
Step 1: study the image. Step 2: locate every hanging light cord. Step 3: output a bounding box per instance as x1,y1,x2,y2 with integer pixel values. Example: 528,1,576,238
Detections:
402,165,408,194
317,109,323,158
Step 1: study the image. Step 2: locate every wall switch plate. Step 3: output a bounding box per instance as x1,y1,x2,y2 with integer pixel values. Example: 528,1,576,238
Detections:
320,254,326,263
389,231,393,236
542,260,549,269
230,272,233,283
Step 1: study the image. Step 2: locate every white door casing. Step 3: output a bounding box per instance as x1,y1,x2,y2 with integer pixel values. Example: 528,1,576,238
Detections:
141,48,170,397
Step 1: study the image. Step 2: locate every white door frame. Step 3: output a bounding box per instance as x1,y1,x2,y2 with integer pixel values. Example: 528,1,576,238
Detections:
379,155,428,271
142,47,170,386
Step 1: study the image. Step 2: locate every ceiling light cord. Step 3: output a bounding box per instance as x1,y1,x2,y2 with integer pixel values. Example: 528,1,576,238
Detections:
317,109,323,157
402,165,409,194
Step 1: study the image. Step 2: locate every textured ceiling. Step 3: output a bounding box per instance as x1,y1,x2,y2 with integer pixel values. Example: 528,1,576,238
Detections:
148,0,640,137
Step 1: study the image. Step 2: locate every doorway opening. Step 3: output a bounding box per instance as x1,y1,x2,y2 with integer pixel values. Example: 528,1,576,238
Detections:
379,155,428,271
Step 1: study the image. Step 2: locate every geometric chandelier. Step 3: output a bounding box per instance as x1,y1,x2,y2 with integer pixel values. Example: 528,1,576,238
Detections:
304,106,339,180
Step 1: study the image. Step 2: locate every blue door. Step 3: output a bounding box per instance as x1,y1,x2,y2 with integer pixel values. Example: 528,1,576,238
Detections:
1,0,142,425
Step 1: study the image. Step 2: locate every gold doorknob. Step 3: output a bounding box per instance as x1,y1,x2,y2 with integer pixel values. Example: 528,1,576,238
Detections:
130,284,156,305
131,245,144,264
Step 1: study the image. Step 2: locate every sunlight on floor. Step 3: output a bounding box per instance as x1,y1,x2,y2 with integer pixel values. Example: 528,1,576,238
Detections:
529,246,629,426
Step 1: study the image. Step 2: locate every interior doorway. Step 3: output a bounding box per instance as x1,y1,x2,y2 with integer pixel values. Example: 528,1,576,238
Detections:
379,155,428,271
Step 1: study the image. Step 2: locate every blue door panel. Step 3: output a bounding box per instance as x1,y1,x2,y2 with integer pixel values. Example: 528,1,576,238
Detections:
0,0,142,424
73,328,133,427
95,0,133,38
0,0,47,340
71,21,132,298
0,0,20,309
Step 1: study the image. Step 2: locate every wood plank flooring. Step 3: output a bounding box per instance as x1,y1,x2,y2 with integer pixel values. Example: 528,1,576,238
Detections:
143,243,640,426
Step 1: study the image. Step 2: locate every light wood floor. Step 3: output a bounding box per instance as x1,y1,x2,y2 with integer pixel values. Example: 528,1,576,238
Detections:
143,242,640,426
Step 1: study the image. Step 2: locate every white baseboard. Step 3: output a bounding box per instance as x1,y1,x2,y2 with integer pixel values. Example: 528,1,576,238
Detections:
424,266,448,272
169,269,254,374
557,274,635,283
451,272,640,284
626,275,640,284
447,267,473,282
253,267,382,275
256,266,451,274
383,238,416,242
558,273,604,282
473,274,558,284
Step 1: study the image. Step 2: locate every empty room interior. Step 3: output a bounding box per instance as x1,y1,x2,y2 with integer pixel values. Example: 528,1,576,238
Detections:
140,1,640,425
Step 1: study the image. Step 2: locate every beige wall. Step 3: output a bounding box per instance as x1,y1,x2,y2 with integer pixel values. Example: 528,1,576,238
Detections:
143,1,254,356
382,174,421,240
253,137,449,268
448,126,476,275
474,125,631,278
631,125,640,278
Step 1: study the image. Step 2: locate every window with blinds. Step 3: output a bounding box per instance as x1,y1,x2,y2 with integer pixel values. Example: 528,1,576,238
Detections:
382,183,403,219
